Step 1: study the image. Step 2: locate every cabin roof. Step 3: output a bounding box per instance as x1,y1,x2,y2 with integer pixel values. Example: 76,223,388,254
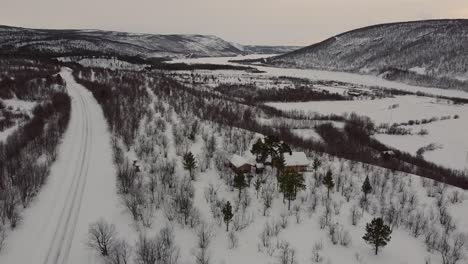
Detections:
230,154,251,168
283,152,309,166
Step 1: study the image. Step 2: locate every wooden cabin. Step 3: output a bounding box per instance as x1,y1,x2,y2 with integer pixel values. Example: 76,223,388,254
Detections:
283,152,309,173
229,154,252,174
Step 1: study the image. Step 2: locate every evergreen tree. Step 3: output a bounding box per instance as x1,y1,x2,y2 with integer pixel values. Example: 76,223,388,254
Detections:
251,139,265,162
278,142,292,154
223,201,234,231
264,135,280,159
362,175,373,202
272,153,286,180
233,172,248,199
183,152,197,180
363,217,392,255
313,157,321,171
323,169,335,199
280,169,306,210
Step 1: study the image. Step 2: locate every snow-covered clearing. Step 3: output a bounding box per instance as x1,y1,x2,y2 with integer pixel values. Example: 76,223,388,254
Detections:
266,96,468,170
0,68,132,264
267,96,465,125
170,55,468,99
2,99,37,114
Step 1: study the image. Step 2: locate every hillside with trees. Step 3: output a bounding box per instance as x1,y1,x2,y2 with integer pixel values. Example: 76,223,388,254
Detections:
265,19,468,91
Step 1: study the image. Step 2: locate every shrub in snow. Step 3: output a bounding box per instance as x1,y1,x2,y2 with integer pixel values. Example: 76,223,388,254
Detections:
279,212,289,229
311,241,324,263
227,231,238,250
276,241,297,264
261,181,276,216
292,204,301,224
258,220,282,255
0,225,5,252
437,233,466,264
194,223,212,264
172,176,196,226
332,200,342,215
350,205,362,226
134,226,180,264
108,239,132,264
449,190,463,204
124,187,145,221
232,210,254,231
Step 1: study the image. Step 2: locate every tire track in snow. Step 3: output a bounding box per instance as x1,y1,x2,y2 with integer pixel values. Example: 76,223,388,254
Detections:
42,74,92,264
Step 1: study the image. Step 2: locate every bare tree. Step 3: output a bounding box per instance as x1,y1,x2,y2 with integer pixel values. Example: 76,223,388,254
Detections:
438,233,466,264
194,223,212,264
135,226,180,264
87,219,117,256
261,182,275,216
277,241,297,264
107,239,132,264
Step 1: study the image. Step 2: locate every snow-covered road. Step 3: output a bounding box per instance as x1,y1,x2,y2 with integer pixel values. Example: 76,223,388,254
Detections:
0,68,130,264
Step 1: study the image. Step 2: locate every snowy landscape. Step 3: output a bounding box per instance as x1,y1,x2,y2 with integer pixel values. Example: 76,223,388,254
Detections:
1,11,468,264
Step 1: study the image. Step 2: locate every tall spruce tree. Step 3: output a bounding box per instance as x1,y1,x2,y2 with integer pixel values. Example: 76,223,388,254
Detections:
279,142,292,154
363,217,392,255
233,172,248,199
280,169,306,210
223,201,234,231
272,154,286,180
251,139,265,162
183,152,197,180
362,175,373,202
323,169,335,199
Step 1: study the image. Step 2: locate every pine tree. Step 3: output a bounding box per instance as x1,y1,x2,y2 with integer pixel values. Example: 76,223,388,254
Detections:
362,175,372,202
363,217,392,255
183,152,197,180
223,201,234,231
233,172,248,199
272,153,286,180
278,142,291,154
313,157,321,171
323,169,335,199
251,139,265,162
281,169,306,210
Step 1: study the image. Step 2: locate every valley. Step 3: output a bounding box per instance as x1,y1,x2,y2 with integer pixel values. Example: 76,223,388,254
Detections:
1,18,468,264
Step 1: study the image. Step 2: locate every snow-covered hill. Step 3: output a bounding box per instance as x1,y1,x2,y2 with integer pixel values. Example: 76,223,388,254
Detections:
0,25,299,59
266,19,468,91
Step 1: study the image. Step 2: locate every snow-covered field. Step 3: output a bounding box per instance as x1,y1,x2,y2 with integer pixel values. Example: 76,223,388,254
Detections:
170,55,468,171
267,96,468,170
170,55,468,99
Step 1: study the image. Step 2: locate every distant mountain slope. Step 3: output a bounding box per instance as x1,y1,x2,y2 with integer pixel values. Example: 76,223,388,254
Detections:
0,25,245,58
242,45,302,54
267,19,468,91
0,25,298,60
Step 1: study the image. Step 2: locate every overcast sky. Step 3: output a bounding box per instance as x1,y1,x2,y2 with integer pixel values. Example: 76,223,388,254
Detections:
2,0,468,45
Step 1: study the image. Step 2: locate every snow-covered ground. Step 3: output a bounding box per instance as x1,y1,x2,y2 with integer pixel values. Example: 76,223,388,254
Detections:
266,96,468,170
0,68,133,264
0,98,37,142
170,55,468,99
170,55,468,171
267,96,465,125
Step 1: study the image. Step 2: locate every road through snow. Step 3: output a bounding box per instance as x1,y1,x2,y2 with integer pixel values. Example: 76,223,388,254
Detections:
0,68,131,264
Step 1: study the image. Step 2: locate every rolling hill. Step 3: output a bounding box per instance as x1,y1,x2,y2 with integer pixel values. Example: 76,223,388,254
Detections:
265,19,468,91
0,25,300,60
